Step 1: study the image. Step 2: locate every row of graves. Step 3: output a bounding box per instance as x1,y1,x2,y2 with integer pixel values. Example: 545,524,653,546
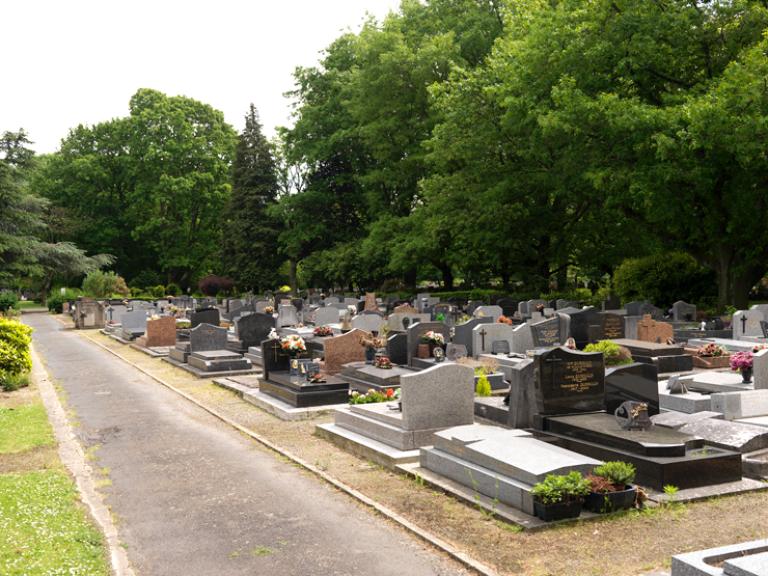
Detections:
71,292,768,529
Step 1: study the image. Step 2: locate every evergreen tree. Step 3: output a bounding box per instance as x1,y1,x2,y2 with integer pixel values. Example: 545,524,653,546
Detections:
221,105,282,291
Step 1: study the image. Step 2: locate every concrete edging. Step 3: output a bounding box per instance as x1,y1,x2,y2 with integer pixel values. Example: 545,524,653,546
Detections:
81,333,499,576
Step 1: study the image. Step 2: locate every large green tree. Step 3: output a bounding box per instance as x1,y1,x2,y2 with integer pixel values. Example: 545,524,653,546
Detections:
220,105,282,292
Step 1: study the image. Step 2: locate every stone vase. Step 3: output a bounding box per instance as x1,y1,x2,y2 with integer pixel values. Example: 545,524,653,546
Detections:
741,367,753,384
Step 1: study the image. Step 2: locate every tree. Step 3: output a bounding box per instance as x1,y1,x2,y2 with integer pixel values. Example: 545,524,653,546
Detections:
220,105,282,292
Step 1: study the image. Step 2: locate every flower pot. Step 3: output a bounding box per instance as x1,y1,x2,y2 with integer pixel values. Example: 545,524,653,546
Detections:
417,343,431,359
533,498,583,522
584,485,637,513
741,367,753,384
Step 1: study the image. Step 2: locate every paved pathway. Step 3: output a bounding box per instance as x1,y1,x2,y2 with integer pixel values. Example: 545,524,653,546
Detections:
27,314,465,576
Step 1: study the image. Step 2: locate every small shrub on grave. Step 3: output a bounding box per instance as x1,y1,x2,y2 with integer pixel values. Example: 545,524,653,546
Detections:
583,340,633,366
475,372,492,397
165,283,181,296
0,291,18,312
531,471,591,505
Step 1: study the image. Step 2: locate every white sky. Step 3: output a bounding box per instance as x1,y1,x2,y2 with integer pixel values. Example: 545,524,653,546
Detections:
1,0,402,154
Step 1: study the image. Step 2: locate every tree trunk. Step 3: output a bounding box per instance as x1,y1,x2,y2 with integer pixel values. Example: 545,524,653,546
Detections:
289,260,298,293
439,263,454,291
404,269,417,291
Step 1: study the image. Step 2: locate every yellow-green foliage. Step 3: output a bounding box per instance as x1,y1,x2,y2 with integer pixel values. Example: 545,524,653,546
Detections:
475,373,492,397
584,340,632,366
0,318,32,383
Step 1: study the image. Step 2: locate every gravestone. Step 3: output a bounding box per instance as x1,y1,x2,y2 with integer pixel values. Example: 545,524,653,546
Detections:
472,323,515,356
453,317,493,357
711,390,768,420
189,323,228,352
313,306,339,326
672,300,697,322
566,307,602,349
393,303,419,314
517,301,529,318
533,347,605,416
387,312,430,332
473,305,503,321
120,310,148,339
406,322,450,367
277,304,299,328
733,309,764,340
351,314,385,334
511,322,535,355
466,300,485,316
496,298,518,317
324,329,370,375
604,363,660,416
446,343,468,361
387,333,408,365
587,312,625,342
432,303,453,322
191,307,219,328
364,292,378,312
636,314,674,344
141,316,176,347
105,304,127,325
234,313,275,349
261,338,290,381
754,348,768,390
530,314,571,347
401,364,475,430
254,300,271,314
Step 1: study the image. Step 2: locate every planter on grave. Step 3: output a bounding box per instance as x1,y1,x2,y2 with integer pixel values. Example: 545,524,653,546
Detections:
583,485,637,513
533,498,584,522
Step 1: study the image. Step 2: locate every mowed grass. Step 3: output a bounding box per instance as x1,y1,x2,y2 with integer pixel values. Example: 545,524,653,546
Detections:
0,470,109,576
0,404,54,454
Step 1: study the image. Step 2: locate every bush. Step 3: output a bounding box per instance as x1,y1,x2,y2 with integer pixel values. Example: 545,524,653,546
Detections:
0,318,33,388
583,340,633,366
130,269,163,289
82,271,130,298
150,285,166,298
475,372,492,397
1,372,29,392
165,283,181,296
593,461,636,487
531,471,591,505
613,252,716,309
47,288,81,313
0,291,18,312
198,275,234,297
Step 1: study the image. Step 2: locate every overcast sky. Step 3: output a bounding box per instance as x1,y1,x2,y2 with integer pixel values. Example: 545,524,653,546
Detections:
2,0,402,154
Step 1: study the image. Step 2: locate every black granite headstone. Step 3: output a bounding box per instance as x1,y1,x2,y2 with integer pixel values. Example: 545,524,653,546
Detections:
604,362,659,416
387,333,408,365
567,308,602,349
191,307,220,328
235,312,275,348
534,347,605,415
262,339,290,381
588,312,625,342
531,317,562,347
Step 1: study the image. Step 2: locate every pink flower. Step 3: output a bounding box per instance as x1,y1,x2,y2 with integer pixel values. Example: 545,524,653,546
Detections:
730,351,753,371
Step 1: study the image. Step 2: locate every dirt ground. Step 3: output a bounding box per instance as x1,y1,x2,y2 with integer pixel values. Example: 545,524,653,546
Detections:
77,326,768,576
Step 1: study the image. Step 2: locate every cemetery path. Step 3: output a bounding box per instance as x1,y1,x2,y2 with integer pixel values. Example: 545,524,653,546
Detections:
27,314,466,576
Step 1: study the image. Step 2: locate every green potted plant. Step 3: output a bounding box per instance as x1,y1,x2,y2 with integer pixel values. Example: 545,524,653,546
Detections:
584,461,637,513
530,471,590,521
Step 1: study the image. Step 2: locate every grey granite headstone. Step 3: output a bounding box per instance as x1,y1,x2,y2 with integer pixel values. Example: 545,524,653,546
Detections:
511,322,535,354
121,310,148,335
277,304,299,327
387,312,430,332
472,323,515,356
400,364,474,430
473,305,503,321
235,312,275,348
711,389,768,420
351,314,385,334
189,323,228,352
313,306,339,326
191,308,219,328
506,357,536,428
672,300,697,322
453,317,492,356
406,322,450,366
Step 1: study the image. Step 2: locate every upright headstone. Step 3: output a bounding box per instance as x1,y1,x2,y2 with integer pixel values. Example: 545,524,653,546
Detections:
277,304,299,328
473,305,503,322
733,309,764,340
530,314,571,348
496,298,518,317
636,314,674,344
506,357,536,428
672,301,697,322
453,317,493,357
387,312,430,332
400,364,474,430
604,363,659,416
142,316,176,347
235,313,275,348
189,323,228,353
364,292,378,312
533,347,605,416
351,314,384,334
387,333,408,365
313,306,339,326
406,322,450,367
566,307,602,349
472,323,515,356
753,348,768,390
324,329,370,375
191,308,220,328
588,312,625,342
121,310,148,337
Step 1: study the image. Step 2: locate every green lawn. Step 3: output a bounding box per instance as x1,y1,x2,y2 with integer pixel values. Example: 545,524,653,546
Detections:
14,301,43,310
0,404,54,454
0,470,109,575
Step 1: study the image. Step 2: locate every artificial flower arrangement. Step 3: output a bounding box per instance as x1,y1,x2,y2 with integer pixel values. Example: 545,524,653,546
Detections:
313,325,334,337
360,335,387,350
280,334,306,355
697,343,726,357
419,331,445,345
374,355,393,369
498,315,513,325
347,305,358,315
264,305,274,314
349,387,399,405
176,320,191,329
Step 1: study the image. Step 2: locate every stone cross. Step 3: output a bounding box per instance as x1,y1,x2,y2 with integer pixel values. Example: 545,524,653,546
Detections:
478,328,487,351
